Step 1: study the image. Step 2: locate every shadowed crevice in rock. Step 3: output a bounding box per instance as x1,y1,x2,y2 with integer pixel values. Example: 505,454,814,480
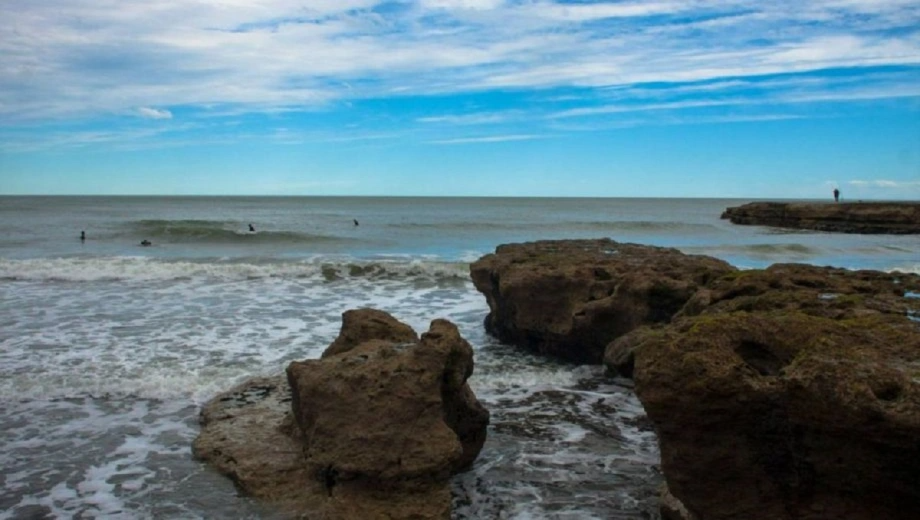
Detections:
735,340,789,377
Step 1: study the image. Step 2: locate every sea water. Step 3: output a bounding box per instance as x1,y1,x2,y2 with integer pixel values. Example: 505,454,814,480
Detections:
1,196,917,519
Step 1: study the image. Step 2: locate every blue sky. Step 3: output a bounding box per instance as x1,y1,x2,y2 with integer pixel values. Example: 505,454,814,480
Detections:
1,0,919,198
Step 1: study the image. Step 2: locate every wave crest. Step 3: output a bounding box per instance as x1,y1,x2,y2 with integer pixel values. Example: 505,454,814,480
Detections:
130,219,343,244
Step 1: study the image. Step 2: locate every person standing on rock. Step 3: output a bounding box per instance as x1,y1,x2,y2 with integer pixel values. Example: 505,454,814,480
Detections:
833,188,840,202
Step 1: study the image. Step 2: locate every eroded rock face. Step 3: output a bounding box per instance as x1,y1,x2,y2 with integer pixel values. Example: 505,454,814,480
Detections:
194,309,489,519
721,201,920,234
624,269,920,520
470,239,735,363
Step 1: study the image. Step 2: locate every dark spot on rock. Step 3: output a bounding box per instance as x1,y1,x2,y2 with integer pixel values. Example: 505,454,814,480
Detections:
319,465,338,497
872,381,902,402
735,341,787,376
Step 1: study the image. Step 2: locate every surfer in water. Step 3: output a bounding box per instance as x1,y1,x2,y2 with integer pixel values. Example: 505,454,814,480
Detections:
140,239,152,247
353,219,359,226
80,231,86,241
249,223,255,232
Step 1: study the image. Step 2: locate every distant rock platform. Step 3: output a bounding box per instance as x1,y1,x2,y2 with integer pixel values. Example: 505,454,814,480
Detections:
720,201,920,234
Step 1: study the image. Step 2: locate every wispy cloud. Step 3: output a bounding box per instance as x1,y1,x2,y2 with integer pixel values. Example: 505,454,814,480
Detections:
417,110,521,125
136,107,173,120
1,0,919,133
848,179,920,188
430,134,545,144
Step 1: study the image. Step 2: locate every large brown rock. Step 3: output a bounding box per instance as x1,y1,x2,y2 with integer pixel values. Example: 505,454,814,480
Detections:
721,201,920,234
627,285,920,519
470,239,735,363
194,309,489,519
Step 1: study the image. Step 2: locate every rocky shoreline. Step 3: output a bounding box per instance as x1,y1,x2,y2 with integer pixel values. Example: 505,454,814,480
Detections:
720,201,920,234
194,238,920,519
472,239,920,520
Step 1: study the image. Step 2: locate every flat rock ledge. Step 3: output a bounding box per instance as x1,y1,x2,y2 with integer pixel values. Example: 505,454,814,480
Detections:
192,308,489,520
720,201,920,234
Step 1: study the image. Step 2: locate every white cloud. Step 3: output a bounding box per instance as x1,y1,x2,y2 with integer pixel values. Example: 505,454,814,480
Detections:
431,134,545,144
136,107,173,119
420,0,505,11
848,179,920,188
0,0,919,123
522,1,689,22
549,99,739,119
417,110,520,125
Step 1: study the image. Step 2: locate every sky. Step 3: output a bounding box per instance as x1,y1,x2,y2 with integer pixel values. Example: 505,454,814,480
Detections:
1,0,919,198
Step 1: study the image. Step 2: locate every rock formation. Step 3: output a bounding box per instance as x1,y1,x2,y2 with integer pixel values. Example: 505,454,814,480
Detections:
193,308,489,519
470,238,920,519
633,310,920,520
721,201,920,234
608,264,920,519
469,239,735,363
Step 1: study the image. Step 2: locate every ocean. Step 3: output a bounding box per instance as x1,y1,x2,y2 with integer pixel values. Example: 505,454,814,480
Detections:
2,196,918,520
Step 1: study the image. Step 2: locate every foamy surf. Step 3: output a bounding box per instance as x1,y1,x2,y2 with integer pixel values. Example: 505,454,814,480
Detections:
1,262,662,519
0,256,471,283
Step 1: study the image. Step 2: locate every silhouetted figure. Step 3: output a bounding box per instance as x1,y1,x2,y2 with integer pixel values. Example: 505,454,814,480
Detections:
353,219,359,227
80,231,86,241
249,223,255,232
140,239,152,247
833,188,840,202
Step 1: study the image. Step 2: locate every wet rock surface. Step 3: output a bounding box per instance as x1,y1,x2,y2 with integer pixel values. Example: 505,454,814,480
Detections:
721,201,920,234
192,375,309,506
